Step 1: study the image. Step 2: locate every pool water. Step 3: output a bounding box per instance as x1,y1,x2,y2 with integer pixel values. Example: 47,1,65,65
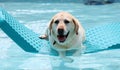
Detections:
0,3,120,70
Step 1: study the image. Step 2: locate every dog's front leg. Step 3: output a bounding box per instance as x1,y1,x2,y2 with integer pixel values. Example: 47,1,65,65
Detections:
59,51,73,62
39,29,49,40
73,44,86,56
73,49,82,56
39,34,48,40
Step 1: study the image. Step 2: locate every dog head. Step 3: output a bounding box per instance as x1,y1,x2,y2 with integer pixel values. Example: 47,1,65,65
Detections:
49,12,80,44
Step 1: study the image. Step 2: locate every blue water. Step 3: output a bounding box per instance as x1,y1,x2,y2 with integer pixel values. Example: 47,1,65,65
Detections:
0,3,120,70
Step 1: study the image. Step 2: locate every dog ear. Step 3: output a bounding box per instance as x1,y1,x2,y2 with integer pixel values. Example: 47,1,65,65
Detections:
72,18,79,35
49,19,54,35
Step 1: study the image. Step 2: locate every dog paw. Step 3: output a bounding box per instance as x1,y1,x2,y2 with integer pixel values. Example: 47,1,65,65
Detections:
62,57,74,63
39,35,47,39
73,53,82,57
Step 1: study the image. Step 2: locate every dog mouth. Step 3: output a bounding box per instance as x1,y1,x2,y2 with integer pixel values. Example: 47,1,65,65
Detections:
57,31,70,43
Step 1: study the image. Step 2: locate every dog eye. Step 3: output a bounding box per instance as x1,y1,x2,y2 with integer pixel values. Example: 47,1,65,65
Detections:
64,20,69,24
54,20,59,24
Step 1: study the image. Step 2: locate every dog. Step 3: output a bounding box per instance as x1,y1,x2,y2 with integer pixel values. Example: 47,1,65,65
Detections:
39,12,85,62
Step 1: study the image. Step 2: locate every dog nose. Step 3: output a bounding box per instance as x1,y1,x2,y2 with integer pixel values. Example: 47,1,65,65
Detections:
58,29,64,35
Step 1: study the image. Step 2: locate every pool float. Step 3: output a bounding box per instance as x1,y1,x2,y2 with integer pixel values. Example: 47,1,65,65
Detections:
0,8,120,56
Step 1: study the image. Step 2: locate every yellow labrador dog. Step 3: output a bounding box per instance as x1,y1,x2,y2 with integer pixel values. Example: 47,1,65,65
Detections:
39,12,85,62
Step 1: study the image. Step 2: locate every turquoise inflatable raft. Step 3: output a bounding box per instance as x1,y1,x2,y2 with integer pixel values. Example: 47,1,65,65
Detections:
0,8,120,56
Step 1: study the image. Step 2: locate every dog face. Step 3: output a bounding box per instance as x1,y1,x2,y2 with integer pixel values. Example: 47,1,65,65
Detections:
49,12,79,44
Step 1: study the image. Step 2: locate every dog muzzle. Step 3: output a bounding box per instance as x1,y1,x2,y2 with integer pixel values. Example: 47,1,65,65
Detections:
57,31,70,43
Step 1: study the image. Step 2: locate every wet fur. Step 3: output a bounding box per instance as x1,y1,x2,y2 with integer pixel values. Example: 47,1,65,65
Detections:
39,12,85,62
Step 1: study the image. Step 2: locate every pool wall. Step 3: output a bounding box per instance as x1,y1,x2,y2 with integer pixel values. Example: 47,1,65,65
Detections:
0,0,120,3
0,0,83,3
